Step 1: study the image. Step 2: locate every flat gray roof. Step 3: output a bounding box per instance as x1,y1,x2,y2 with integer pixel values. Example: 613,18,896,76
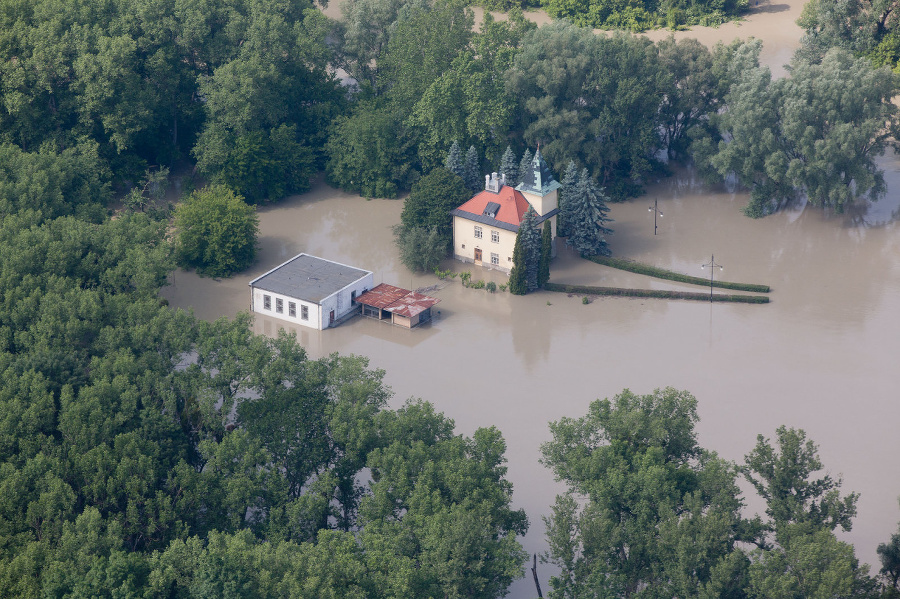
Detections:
248,254,371,303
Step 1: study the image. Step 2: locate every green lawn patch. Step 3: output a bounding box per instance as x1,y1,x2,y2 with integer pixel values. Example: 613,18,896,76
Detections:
544,282,770,303
585,255,770,293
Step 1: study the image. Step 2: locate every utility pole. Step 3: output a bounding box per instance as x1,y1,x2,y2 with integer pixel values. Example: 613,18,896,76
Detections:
648,198,662,235
700,254,723,302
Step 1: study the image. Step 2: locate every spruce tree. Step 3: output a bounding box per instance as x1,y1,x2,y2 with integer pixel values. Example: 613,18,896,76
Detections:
464,145,481,192
568,169,614,257
445,141,464,180
538,220,552,288
557,160,578,237
498,146,519,186
508,229,527,295
518,149,533,187
519,206,542,292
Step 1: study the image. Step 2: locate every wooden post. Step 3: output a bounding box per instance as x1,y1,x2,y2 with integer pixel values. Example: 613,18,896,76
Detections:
531,553,543,598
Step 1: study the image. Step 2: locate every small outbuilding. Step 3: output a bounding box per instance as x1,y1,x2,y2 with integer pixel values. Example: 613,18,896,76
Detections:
356,283,440,329
248,253,373,330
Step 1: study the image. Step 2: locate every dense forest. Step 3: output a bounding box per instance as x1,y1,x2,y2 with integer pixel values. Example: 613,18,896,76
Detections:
2,0,900,596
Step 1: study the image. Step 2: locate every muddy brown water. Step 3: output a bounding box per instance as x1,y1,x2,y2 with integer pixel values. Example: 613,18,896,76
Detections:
163,156,900,593
162,2,900,593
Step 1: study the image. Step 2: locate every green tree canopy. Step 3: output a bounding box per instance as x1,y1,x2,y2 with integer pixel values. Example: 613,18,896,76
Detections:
175,185,259,277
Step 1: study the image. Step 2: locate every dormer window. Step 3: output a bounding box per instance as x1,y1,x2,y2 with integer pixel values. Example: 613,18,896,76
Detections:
482,202,500,219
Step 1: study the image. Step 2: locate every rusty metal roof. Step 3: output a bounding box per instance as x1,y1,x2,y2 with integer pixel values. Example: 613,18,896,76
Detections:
385,292,440,319
356,284,410,309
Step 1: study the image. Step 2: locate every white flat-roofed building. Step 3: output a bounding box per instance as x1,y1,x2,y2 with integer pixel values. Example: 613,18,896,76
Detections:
248,253,373,330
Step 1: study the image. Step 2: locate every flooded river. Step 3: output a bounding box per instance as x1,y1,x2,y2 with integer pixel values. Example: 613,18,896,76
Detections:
161,2,900,593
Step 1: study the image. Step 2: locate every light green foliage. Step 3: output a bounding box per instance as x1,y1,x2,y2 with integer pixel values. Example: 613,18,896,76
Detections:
744,426,859,534
336,0,418,91
175,185,259,277
567,169,613,257
748,524,879,599
506,24,665,198
539,0,745,30
796,0,898,61
705,46,899,217
542,388,750,599
0,142,109,222
409,12,534,171
395,225,451,272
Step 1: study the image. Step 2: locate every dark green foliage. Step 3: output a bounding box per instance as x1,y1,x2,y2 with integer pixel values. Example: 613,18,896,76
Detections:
446,141,465,179
586,255,771,292
400,167,471,242
499,146,519,185
557,160,578,237
542,388,752,598
519,206,541,291
175,185,259,278
395,168,470,271
538,220,552,287
508,229,528,295
325,101,417,199
464,145,482,192
879,511,900,593
506,25,665,198
567,169,613,257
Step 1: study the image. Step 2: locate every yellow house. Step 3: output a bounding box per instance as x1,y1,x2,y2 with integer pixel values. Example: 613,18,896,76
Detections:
450,149,561,273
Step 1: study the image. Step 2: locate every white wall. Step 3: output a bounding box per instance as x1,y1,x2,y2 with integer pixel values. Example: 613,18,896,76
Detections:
251,272,374,330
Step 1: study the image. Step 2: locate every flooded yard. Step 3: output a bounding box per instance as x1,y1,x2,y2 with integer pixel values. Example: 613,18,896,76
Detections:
160,1,900,592
162,154,900,592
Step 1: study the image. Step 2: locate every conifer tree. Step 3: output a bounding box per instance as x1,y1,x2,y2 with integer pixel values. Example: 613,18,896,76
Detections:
498,146,519,186
557,160,578,237
568,169,614,257
463,145,481,191
508,229,527,295
539,220,552,288
519,206,542,291
445,141,464,180
518,148,533,187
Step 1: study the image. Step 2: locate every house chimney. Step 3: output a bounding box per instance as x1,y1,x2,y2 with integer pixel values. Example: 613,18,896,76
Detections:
486,172,500,193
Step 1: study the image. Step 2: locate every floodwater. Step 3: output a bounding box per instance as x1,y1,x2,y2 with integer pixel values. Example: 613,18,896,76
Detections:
162,154,900,593
161,2,900,594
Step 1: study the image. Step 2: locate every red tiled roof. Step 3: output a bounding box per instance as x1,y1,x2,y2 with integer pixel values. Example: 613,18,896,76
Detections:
356,284,409,309
385,292,441,319
453,186,530,227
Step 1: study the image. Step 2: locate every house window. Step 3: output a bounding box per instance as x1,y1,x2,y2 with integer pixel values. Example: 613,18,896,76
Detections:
491,253,499,265
491,230,500,243
263,295,271,310
474,226,482,239
301,305,309,320
275,298,283,313
289,302,296,317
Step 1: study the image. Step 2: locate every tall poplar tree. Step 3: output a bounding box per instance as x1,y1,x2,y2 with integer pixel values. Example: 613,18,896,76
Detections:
519,206,541,292
508,229,527,295
539,220,552,288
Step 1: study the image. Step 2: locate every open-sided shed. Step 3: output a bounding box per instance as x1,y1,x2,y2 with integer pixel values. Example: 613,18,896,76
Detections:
356,283,440,328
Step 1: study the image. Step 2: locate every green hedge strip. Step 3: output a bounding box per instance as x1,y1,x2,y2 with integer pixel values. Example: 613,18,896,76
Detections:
544,282,770,303
585,255,771,293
